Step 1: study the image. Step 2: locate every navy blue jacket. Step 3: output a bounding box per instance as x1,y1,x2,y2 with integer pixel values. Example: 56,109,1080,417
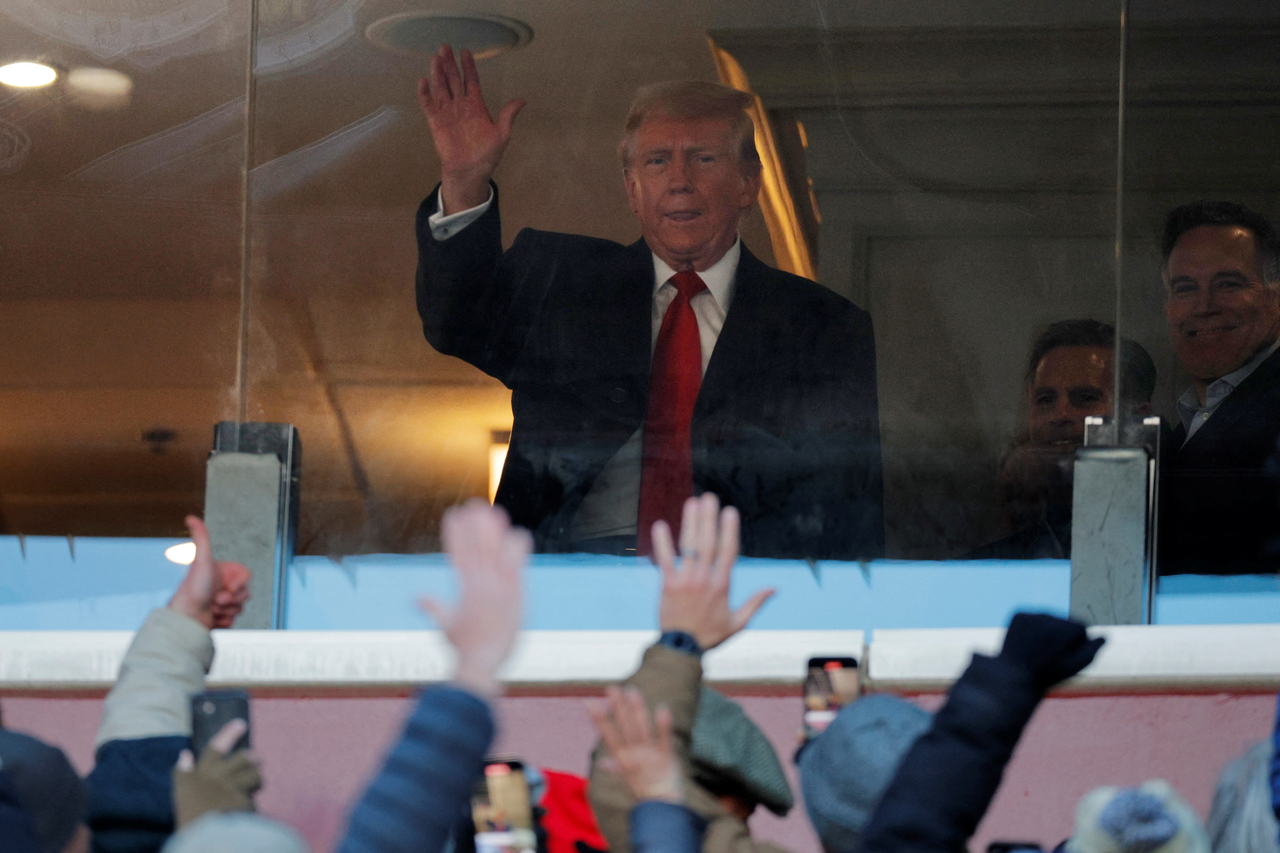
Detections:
86,735,186,853
1270,689,1280,844
856,655,1045,853
631,801,707,853
1160,347,1280,575
0,770,42,853
337,685,496,853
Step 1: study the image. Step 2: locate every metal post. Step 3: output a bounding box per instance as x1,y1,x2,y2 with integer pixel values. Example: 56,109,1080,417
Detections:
1069,416,1160,625
204,422,300,629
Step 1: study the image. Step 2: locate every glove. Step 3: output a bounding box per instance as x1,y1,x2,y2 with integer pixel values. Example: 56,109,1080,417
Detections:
998,612,1104,692
172,741,263,829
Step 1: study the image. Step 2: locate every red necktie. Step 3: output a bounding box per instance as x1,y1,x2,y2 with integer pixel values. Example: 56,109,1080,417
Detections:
637,270,707,555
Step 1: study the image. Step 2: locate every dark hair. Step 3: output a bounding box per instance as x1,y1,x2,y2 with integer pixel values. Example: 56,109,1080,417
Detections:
1161,200,1280,284
1026,319,1157,404
619,81,760,170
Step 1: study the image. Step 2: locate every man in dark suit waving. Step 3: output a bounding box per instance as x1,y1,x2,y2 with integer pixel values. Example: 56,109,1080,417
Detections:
414,46,883,560
1159,200,1280,575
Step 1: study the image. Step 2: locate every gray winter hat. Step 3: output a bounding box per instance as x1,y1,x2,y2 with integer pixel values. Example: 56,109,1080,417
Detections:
797,694,932,853
690,687,794,816
162,812,310,853
0,729,88,853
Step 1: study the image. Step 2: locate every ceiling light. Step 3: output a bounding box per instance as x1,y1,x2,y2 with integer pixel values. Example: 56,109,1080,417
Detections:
67,67,133,110
0,62,57,88
165,542,197,565
365,13,532,61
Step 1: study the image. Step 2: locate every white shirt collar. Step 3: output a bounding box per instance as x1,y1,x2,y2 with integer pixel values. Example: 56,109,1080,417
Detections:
650,239,740,312
1177,337,1280,429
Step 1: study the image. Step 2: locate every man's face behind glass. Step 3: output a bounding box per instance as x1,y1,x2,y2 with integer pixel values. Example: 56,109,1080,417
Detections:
1165,224,1280,383
1027,345,1114,449
623,115,761,272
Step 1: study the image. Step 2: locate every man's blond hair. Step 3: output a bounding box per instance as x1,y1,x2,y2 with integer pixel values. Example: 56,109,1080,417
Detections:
618,81,760,171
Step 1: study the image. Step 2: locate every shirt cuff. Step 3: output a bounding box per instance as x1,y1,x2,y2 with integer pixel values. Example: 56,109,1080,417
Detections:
427,187,494,241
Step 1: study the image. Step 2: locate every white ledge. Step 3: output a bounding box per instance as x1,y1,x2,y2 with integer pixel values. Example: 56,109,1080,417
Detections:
0,625,1277,691
0,629,864,690
868,624,1280,690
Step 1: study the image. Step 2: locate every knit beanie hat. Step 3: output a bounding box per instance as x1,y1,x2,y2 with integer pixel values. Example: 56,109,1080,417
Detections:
161,812,310,853
797,694,932,853
1066,780,1209,853
0,730,89,853
690,687,794,816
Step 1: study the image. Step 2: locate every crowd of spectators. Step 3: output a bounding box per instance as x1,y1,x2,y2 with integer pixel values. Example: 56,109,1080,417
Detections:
1,497,1277,853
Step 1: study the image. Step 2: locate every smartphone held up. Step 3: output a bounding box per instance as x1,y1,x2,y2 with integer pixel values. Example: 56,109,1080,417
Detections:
473,758,536,853
802,656,860,740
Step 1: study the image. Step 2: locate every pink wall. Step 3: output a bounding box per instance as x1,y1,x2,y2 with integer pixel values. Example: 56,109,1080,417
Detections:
3,689,1275,853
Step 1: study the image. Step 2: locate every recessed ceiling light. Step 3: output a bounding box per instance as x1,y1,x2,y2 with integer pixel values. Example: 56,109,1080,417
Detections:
365,13,532,61
0,62,57,88
67,67,133,110
165,542,197,565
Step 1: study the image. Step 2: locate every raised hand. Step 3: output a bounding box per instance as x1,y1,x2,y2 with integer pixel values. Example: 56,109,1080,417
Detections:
652,493,774,652
418,44,525,214
588,686,682,804
421,499,532,697
998,612,1105,692
168,516,251,630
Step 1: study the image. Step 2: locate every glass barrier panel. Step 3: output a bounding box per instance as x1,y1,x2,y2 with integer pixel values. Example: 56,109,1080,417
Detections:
239,0,1124,583
0,0,249,539
1122,0,1280,580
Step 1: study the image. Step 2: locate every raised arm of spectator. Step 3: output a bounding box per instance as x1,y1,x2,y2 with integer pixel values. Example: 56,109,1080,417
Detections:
418,44,524,215
338,499,531,853
856,613,1104,853
1270,689,1280,843
590,686,707,853
95,516,250,748
87,516,250,853
590,494,777,853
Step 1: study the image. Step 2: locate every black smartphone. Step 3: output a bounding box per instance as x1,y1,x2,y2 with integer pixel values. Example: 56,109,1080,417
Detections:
190,689,251,756
803,656,860,739
473,758,536,853
987,843,1044,853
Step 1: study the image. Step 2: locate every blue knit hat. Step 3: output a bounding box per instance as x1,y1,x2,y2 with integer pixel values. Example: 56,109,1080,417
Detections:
797,694,932,853
0,730,88,853
1066,780,1209,853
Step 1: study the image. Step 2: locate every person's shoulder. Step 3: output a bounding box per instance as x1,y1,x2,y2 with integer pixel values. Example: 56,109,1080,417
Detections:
738,247,869,319
510,227,638,263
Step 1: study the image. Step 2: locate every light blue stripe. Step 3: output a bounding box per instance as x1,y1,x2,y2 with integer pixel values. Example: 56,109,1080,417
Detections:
0,536,1274,630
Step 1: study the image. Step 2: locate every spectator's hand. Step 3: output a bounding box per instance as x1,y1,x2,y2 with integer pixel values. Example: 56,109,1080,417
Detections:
418,44,525,214
998,612,1104,692
588,686,682,804
168,516,251,630
172,719,262,829
421,499,532,698
653,493,774,652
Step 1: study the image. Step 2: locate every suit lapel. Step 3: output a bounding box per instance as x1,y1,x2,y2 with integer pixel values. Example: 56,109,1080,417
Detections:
614,238,658,384
1177,345,1280,458
695,245,767,418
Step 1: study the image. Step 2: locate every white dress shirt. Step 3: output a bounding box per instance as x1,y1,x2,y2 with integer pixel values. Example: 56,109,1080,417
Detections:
428,192,739,541
1176,338,1280,444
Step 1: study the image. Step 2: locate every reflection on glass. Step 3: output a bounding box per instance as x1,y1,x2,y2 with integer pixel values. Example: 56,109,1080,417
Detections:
968,322,1155,560
1158,202,1280,576
414,56,883,560
1121,0,1280,580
